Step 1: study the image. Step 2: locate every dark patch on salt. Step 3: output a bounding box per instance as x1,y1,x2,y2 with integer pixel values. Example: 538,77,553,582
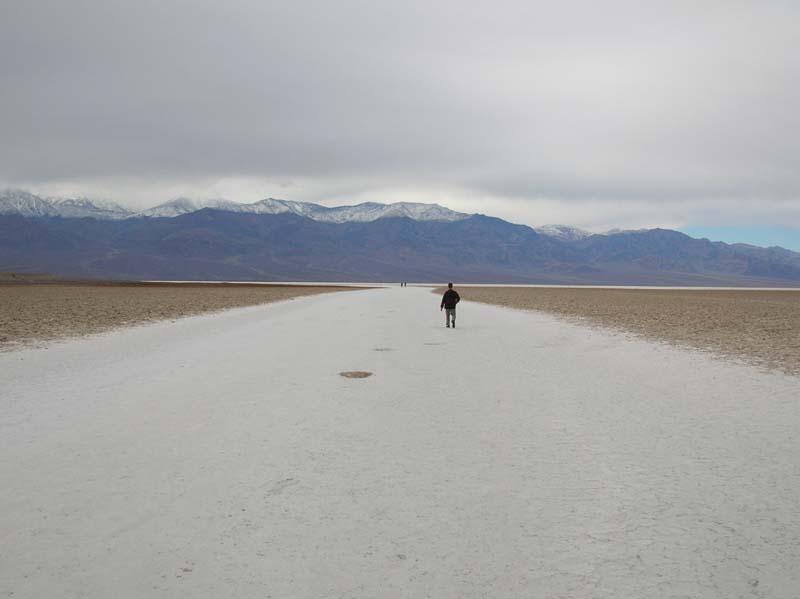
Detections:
340,371,373,379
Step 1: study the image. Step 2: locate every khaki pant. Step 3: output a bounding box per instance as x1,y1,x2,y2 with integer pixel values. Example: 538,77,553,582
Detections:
445,308,456,326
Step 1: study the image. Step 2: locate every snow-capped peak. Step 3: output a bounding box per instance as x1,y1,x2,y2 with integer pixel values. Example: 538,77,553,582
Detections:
0,189,59,217
266,200,470,223
135,197,470,223
136,197,242,218
0,189,134,219
351,201,468,223
50,197,133,219
534,224,593,241
1,189,470,224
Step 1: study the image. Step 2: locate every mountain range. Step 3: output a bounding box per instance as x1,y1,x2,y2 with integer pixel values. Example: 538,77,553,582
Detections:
0,189,470,223
1,189,799,285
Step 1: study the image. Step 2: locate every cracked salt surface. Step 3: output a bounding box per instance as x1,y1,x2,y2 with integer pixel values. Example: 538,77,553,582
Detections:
1,287,798,598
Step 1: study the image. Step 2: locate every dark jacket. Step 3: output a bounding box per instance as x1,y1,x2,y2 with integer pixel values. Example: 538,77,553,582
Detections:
441,289,460,309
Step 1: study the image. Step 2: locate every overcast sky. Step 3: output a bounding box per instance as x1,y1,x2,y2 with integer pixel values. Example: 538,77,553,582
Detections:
1,1,798,238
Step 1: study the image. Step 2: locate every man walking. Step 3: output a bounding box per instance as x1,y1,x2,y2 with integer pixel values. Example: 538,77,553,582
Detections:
440,282,460,328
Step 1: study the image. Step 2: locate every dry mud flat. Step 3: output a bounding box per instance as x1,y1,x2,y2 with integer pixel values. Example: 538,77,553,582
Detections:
0,281,355,350
457,286,800,376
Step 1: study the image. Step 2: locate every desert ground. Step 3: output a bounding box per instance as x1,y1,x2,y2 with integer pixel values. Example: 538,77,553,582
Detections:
2,286,799,598
0,280,355,350
449,286,800,376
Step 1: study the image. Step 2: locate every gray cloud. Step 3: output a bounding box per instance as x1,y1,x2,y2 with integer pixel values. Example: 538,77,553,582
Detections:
1,1,798,229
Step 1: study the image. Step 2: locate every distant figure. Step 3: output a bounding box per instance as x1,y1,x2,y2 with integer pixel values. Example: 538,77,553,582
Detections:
440,282,460,328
